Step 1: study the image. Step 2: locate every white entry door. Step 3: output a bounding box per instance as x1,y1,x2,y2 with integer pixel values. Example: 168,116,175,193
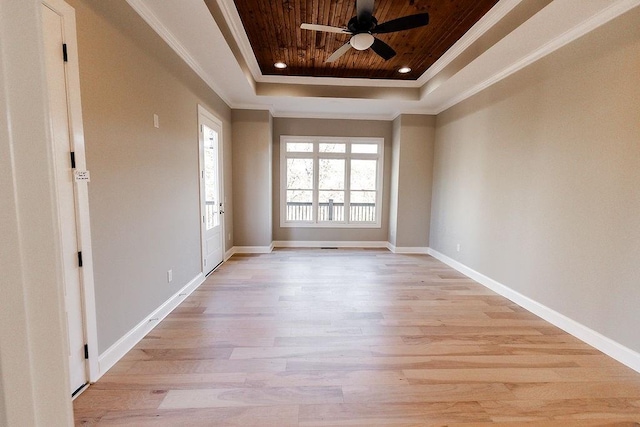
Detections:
42,1,87,396
198,107,224,275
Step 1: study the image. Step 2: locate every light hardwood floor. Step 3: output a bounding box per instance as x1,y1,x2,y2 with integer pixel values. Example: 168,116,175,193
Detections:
74,249,640,426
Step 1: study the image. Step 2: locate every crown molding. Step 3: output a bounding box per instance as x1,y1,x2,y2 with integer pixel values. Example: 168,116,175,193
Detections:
416,0,523,86
258,74,420,88
231,103,275,114
271,110,398,121
435,0,640,114
125,0,233,107
215,0,263,80
270,107,438,121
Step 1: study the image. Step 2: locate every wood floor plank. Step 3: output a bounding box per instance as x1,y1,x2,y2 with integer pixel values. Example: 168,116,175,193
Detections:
73,389,167,411
90,373,247,390
507,381,640,400
341,383,515,403
125,359,286,375
230,346,373,360
74,249,640,425
96,405,300,426
158,386,343,409
284,354,600,371
298,401,491,426
244,369,409,388
480,398,640,422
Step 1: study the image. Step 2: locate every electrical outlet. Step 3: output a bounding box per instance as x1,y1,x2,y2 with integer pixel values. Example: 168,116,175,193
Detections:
228,233,231,241
456,243,461,252
167,269,172,283
153,114,159,128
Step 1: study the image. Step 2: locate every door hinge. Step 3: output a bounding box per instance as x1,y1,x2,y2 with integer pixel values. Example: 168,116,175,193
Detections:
84,344,89,359
78,251,83,267
62,43,68,62
203,215,205,223
70,152,76,169
204,259,207,266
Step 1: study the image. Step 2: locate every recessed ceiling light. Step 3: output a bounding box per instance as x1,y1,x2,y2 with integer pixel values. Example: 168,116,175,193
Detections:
398,67,411,74
274,62,287,69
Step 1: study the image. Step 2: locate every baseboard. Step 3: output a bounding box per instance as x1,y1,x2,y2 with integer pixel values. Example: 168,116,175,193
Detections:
426,248,640,374
224,247,236,260
232,244,274,254
387,243,429,254
273,240,389,249
96,272,205,380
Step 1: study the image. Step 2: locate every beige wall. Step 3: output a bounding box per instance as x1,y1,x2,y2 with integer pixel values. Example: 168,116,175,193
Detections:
232,109,273,247
272,117,393,242
0,1,74,425
388,119,401,247
67,0,232,353
390,114,435,248
431,8,640,352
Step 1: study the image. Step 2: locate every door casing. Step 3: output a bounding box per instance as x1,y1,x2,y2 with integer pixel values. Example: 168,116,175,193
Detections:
41,0,99,388
197,104,225,275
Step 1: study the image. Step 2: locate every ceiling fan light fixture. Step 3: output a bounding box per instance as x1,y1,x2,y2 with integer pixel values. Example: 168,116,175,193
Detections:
398,67,411,74
274,62,287,69
350,33,375,50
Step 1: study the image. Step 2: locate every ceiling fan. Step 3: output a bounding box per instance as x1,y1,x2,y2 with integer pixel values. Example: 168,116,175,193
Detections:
300,0,430,63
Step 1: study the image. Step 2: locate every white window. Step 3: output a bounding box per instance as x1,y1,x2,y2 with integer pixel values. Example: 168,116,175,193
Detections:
280,136,384,228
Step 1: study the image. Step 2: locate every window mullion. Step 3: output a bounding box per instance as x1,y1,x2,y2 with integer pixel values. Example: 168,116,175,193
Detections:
345,156,351,224
312,151,319,224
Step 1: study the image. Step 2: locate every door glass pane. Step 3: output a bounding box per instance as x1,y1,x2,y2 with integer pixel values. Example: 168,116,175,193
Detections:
203,125,219,230
350,159,377,222
286,158,313,221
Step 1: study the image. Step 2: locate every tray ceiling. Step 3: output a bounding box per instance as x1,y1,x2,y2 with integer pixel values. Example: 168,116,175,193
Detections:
231,0,499,80
126,0,639,118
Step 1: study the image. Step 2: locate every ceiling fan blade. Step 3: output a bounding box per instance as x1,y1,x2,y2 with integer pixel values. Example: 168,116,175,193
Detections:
301,23,350,34
372,13,430,34
356,0,375,22
326,42,352,63
370,37,396,60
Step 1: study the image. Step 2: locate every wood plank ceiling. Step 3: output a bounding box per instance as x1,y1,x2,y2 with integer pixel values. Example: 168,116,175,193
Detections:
231,0,500,80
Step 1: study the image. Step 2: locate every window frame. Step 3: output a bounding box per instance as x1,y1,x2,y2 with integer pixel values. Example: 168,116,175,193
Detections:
280,136,384,229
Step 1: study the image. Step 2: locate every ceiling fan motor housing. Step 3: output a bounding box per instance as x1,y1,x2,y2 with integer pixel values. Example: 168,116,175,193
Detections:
347,15,378,33
301,1,430,63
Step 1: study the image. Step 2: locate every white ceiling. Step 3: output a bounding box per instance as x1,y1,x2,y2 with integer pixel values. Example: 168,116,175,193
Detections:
126,0,639,120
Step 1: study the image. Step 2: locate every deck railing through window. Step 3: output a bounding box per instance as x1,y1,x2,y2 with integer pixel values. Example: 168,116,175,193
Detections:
286,201,375,222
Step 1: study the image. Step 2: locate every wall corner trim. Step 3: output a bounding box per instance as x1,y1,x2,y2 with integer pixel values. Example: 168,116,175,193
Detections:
426,248,640,374
96,272,206,380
